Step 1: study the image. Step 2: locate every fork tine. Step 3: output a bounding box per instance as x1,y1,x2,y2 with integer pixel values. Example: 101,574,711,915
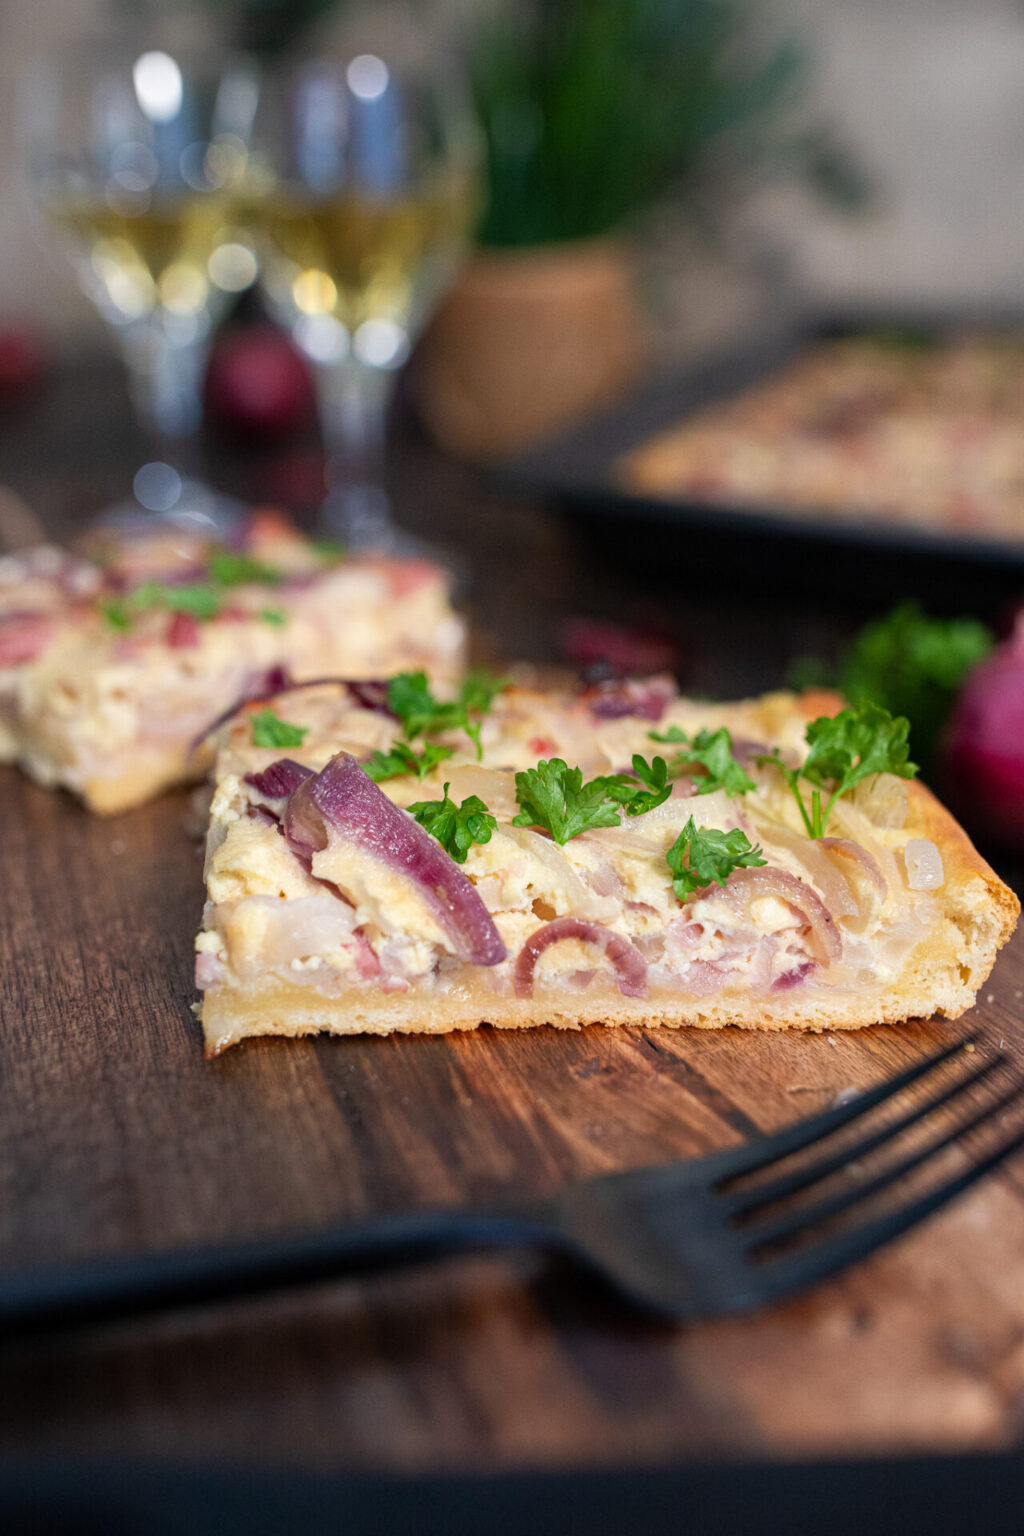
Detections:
705,1035,973,1183
757,1105,1024,1302
726,1054,1005,1218
748,1076,1022,1252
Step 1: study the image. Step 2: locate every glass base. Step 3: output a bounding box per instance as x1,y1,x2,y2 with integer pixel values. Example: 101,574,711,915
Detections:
97,462,247,540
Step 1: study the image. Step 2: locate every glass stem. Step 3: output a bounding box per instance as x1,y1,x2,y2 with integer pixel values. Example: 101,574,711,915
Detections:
119,319,210,470
316,357,397,549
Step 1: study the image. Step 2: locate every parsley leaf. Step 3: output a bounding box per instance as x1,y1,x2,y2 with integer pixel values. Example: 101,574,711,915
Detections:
97,597,131,632
666,818,767,903
604,754,672,816
387,671,440,737
386,668,509,761
513,758,625,844
459,669,510,757
127,581,224,622
207,551,282,587
250,709,309,748
260,607,287,626
364,738,454,782
758,700,918,838
648,725,755,797
407,783,497,863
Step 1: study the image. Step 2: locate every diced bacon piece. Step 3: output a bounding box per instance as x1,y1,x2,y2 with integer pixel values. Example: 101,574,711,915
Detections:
0,611,55,666
167,611,201,649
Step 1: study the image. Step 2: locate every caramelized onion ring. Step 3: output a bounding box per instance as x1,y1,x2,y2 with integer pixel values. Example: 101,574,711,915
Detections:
515,917,648,999
720,866,842,965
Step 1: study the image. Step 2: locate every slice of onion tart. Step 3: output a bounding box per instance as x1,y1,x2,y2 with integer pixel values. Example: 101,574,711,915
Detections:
195,676,1018,1054
0,511,464,813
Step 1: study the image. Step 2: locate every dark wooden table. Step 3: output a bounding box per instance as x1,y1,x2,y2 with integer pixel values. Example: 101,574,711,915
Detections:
2,355,1024,1478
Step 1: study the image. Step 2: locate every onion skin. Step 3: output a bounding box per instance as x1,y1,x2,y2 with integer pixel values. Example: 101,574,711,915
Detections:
515,917,648,999
944,624,1024,850
283,752,506,968
719,866,842,965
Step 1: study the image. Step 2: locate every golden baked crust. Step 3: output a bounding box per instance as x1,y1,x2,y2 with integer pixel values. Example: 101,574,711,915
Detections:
197,681,1019,1054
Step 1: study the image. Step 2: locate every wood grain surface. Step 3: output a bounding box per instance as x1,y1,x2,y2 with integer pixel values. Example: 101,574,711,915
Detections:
1,358,1024,1473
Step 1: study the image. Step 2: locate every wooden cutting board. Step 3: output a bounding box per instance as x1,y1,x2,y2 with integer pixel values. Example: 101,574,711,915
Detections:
1,767,1024,1471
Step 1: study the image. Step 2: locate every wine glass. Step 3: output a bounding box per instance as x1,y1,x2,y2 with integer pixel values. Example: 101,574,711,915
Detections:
250,28,481,550
18,38,260,532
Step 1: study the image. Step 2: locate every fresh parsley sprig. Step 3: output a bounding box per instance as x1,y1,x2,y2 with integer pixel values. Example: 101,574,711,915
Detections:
648,725,755,797
387,668,509,761
250,709,309,749
513,759,625,844
364,739,454,783
604,754,672,816
407,783,498,863
666,819,767,902
758,700,918,839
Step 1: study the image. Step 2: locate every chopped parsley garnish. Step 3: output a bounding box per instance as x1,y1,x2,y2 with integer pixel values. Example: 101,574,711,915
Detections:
604,754,673,816
97,596,131,631
250,709,309,749
386,668,509,761
666,819,767,903
407,782,497,863
97,546,288,631
648,724,755,797
758,700,918,839
364,738,454,783
207,551,283,587
130,581,224,621
513,759,626,844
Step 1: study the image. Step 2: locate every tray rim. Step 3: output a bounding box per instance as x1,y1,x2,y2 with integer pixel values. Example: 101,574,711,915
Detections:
497,307,1024,574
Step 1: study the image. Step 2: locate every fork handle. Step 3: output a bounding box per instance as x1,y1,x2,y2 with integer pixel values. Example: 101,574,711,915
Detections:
0,1207,556,1336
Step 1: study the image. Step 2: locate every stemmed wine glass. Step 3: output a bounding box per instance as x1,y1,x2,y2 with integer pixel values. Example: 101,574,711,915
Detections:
18,38,260,530
249,25,481,550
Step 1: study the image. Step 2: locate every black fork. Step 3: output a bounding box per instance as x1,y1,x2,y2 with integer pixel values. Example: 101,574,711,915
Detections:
2,1037,1022,1334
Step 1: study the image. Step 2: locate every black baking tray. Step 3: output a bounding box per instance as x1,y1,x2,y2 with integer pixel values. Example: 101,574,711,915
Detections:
3,1451,1024,1536
498,312,1024,614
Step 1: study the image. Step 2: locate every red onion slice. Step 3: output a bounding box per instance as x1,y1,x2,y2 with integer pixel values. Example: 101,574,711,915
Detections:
818,837,887,898
283,752,506,967
718,866,842,966
514,917,648,999
188,666,294,754
244,758,314,804
771,960,816,992
583,672,677,722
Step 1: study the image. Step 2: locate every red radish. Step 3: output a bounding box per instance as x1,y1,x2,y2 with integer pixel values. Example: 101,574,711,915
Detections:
943,618,1024,849
204,328,316,442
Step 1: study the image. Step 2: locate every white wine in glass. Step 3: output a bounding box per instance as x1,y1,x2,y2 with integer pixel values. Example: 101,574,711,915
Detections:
20,40,259,529
252,44,481,549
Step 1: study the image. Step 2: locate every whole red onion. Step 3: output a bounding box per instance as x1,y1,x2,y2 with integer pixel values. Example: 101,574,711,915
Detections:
943,619,1024,849
204,327,316,443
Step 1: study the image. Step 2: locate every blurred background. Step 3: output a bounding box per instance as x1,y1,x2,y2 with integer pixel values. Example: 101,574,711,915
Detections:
3,0,1024,841
3,0,1024,359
